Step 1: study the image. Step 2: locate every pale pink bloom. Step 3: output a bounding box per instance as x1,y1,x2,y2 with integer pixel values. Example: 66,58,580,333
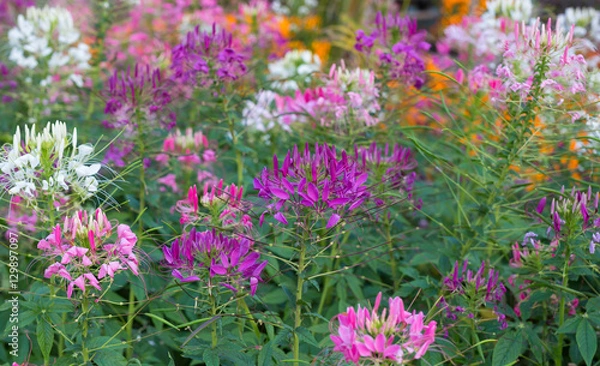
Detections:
158,173,180,193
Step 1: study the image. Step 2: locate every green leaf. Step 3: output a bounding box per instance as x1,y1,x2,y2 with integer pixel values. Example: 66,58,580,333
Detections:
576,319,597,366
203,348,220,366
557,316,582,334
37,319,54,364
492,330,524,366
167,353,176,366
258,341,273,366
93,349,128,366
295,326,319,347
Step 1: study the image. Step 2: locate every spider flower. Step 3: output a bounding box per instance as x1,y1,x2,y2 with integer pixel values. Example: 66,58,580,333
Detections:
355,12,430,88
353,142,418,197
103,64,176,131
0,121,102,203
7,6,90,87
268,50,321,91
253,143,371,229
176,180,253,233
330,292,437,364
37,208,139,298
162,228,267,295
543,186,600,253
171,24,247,87
155,127,213,168
442,260,507,329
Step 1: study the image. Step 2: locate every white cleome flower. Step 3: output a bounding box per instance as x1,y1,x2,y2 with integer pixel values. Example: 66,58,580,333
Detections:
0,121,103,201
484,0,534,22
7,6,90,86
268,50,321,91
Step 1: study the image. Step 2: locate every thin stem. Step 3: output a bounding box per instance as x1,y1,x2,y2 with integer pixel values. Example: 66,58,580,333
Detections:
238,298,261,341
224,99,244,186
81,298,90,363
293,244,307,366
126,113,146,359
554,244,570,365
210,292,218,349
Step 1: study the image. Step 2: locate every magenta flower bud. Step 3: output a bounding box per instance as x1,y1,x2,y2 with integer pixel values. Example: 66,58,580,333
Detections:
536,197,547,214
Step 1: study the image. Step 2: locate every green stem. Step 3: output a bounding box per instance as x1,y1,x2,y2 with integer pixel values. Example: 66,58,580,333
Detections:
81,298,90,363
554,245,570,365
238,298,261,341
210,293,218,349
224,99,244,186
126,115,146,359
293,244,307,366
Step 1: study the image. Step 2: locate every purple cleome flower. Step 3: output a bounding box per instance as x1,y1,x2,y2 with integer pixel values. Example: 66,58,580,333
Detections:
171,24,247,87
253,143,371,229
162,228,267,295
103,64,176,131
442,260,507,329
355,12,430,88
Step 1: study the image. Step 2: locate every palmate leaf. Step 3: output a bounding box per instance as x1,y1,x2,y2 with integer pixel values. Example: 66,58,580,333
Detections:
491,330,524,366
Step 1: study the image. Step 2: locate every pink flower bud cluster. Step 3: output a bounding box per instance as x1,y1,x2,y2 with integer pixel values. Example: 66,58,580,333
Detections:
496,19,589,105
176,180,253,234
162,228,267,295
330,292,437,365
155,127,215,168
37,208,139,299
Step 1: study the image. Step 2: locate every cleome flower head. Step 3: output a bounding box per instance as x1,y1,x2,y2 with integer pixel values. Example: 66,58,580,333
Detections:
176,180,253,234
7,6,90,86
330,292,437,365
268,50,321,91
162,228,267,295
355,12,430,88
103,64,176,131
0,121,102,203
253,143,371,229
37,208,139,299
171,24,247,87
441,260,507,329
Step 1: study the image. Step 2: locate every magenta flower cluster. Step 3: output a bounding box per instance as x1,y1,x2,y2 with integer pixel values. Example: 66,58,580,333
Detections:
171,24,247,87
441,260,507,329
353,142,418,198
38,208,139,299
538,186,600,253
355,12,430,88
162,228,267,295
253,143,371,228
330,292,437,365
103,64,176,130
176,180,253,233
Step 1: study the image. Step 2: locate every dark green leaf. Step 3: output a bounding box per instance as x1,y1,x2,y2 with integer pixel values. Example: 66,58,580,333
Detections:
557,316,582,334
576,319,597,366
492,330,524,366
93,349,128,366
37,319,54,364
203,348,220,366
258,341,273,366
295,326,319,347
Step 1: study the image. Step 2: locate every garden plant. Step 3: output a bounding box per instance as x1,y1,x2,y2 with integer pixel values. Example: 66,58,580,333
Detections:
1,0,600,365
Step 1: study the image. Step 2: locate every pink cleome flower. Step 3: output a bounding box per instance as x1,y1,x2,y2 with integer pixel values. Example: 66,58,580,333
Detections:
37,208,139,299
330,292,437,364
